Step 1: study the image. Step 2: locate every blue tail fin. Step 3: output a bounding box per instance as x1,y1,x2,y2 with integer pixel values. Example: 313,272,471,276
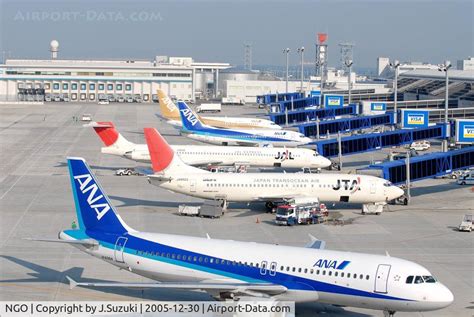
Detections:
177,101,205,131
67,157,128,234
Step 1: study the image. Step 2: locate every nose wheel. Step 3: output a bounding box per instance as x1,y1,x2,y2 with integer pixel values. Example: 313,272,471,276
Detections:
383,310,396,317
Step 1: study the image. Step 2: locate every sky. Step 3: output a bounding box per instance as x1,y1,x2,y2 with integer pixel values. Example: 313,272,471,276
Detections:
0,0,472,69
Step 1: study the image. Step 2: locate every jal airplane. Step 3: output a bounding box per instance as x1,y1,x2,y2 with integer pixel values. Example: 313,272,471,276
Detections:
178,101,312,147
144,128,404,210
88,121,331,169
31,157,453,317
157,89,281,129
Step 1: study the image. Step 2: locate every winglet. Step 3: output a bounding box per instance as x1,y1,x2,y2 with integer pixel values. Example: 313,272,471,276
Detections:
66,276,77,290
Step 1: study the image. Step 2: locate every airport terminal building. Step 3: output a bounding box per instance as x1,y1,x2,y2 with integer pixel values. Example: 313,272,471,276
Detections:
0,47,231,103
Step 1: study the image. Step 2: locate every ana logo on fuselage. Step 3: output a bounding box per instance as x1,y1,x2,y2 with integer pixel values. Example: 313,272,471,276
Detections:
313,259,350,270
333,179,360,191
180,109,199,126
74,174,110,220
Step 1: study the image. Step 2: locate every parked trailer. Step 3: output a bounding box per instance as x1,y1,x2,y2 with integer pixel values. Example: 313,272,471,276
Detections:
196,103,221,113
222,97,245,105
178,201,223,218
274,201,328,226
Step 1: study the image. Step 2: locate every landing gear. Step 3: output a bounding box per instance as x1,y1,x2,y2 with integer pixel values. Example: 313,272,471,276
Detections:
265,201,275,213
383,310,396,317
219,199,228,211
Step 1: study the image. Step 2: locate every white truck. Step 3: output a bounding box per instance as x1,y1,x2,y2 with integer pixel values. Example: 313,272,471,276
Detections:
222,97,245,105
458,214,473,232
196,103,221,113
274,199,328,226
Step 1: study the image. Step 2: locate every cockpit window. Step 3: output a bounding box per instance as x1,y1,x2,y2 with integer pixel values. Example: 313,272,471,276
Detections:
406,276,414,284
414,276,423,284
423,276,436,283
383,181,393,187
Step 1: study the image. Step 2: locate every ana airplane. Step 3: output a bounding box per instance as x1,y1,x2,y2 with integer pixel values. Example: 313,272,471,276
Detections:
89,121,332,169
32,157,453,317
157,89,281,129
178,101,312,147
144,128,404,210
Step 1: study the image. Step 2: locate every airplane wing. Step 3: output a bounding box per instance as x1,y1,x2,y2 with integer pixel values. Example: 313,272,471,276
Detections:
66,277,287,297
24,238,99,247
305,234,326,250
187,160,223,167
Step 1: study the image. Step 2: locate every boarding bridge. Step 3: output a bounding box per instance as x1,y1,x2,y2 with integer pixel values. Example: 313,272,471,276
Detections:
299,113,394,138
358,146,474,184
256,92,304,105
268,105,357,126
313,124,446,157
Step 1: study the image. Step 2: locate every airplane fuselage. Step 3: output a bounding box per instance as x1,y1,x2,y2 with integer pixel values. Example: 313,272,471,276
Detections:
62,229,453,312
150,172,403,204
118,144,331,169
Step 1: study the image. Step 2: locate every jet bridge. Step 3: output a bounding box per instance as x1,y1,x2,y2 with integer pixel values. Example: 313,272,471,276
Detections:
313,124,446,157
299,113,394,138
358,146,474,184
268,104,357,125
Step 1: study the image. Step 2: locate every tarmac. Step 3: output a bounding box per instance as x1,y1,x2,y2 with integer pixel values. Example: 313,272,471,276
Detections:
0,102,472,316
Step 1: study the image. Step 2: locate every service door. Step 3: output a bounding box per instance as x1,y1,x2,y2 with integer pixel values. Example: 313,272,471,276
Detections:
374,264,391,293
190,179,196,192
114,237,128,263
370,181,377,194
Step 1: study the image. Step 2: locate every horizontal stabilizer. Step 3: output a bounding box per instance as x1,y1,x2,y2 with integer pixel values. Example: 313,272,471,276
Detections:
83,121,114,128
24,238,98,247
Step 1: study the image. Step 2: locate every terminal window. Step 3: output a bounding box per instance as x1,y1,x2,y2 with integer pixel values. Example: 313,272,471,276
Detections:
53,83,60,90
80,84,86,91
90,83,96,90
126,84,132,91
99,84,104,90
107,84,113,90
117,84,123,90
72,83,77,90
62,83,68,90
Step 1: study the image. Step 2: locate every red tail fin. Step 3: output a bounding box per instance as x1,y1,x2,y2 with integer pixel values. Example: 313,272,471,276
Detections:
92,122,119,146
144,128,174,173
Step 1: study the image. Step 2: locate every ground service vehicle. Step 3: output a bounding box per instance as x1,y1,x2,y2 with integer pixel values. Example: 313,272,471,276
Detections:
457,171,474,185
196,103,221,113
275,201,328,226
458,214,473,232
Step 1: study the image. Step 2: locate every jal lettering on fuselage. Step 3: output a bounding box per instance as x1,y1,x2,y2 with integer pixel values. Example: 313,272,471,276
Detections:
73,174,110,220
274,150,294,161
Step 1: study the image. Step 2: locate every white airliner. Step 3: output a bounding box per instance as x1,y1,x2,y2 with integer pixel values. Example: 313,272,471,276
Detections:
144,128,404,210
178,101,312,147
157,89,282,129
89,121,331,169
32,157,453,317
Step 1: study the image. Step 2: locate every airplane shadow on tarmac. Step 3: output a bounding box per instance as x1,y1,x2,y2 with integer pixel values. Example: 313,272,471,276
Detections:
0,255,371,315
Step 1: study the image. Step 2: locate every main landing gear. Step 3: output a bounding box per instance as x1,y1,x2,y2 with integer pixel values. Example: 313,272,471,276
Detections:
383,310,396,317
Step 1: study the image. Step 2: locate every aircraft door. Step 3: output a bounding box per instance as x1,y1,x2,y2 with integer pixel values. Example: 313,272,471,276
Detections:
260,261,268,275
370,181,377,194
114,236,128,263
374,264,391,293
190,179,196,192
269,261,277,276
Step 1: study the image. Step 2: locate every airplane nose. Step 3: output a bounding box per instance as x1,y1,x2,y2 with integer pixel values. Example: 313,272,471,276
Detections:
440,284,454,307
320,157,332,168
392,186,405,200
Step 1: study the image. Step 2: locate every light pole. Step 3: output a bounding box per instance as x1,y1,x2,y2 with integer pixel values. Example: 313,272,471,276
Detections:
438,60,452,152
297,47,305,93
283,48,290,93
389,60,400,126
344,59,353,104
